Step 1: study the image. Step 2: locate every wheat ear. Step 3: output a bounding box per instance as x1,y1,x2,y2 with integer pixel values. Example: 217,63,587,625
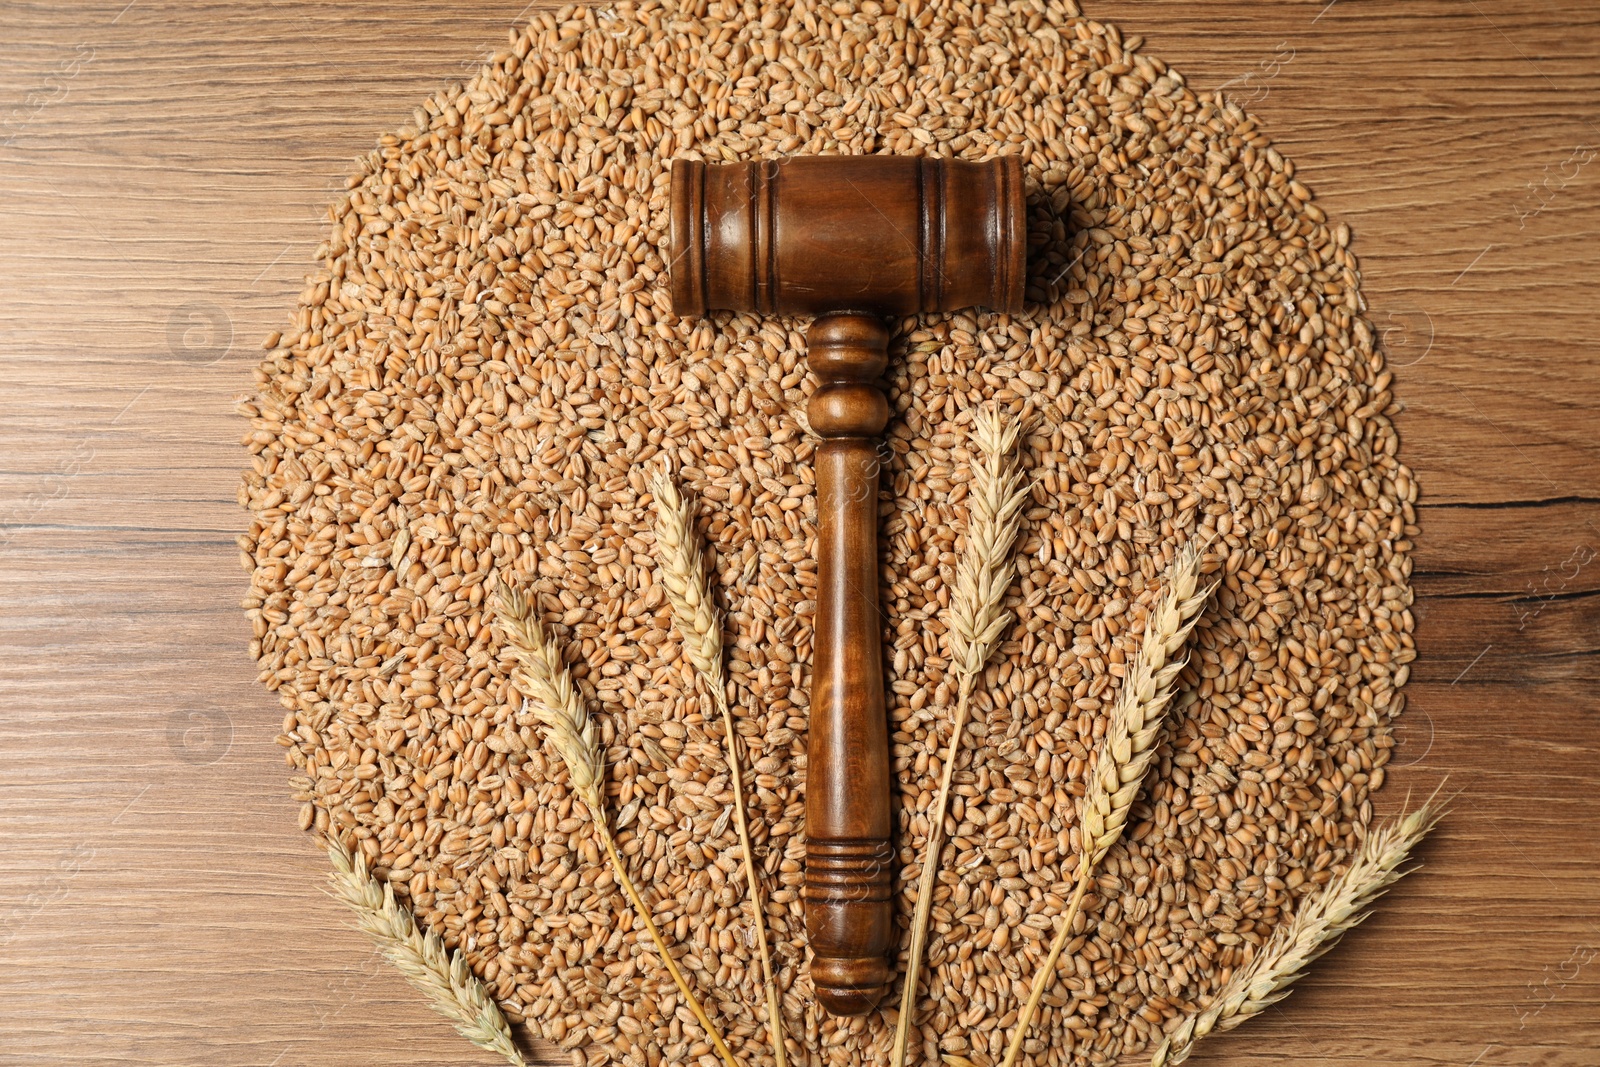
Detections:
1001,543,1213,1067
650,469,787,1067
325,836,528,1067
1152,789,1448,1066
494,581,744,1067
892,404,1028,1067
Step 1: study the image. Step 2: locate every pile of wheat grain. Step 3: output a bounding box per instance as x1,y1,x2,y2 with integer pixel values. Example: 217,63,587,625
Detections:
237,2,1418,1065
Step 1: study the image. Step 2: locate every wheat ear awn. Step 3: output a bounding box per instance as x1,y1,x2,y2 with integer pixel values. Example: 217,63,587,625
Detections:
494,581,744,1067
1001,543,1213,1067
324,835,528,1067
1152,788,1448,1066
892,404,1028,1067
650,468,787,1067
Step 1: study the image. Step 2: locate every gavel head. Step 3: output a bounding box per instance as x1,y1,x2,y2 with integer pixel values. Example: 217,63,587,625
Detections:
669,155,1026,319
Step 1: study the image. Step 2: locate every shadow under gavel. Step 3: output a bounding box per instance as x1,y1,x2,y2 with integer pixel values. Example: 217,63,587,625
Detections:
668,154,1026,1016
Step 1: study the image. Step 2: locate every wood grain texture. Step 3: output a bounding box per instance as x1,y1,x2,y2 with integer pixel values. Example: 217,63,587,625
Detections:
667,155,1026,317
804,314,896,1017
0,2,1596,1065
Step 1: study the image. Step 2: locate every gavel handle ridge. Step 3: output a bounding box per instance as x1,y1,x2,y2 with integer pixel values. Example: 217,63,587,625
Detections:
668,154,1026,1015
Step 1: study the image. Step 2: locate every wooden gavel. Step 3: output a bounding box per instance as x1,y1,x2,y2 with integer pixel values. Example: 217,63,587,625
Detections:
668,155,1026,1015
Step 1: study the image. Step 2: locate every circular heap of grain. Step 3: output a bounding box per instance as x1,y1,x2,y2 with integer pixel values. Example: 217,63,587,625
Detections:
238,2,1418,1065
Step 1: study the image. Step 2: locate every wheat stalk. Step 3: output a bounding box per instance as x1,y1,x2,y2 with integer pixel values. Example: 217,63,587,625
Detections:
1000,542,1213,1067
892,403,1028,1067
494,581,744,1067
650,467,788,1067
324,835,528,1067
1151,789,1448,1066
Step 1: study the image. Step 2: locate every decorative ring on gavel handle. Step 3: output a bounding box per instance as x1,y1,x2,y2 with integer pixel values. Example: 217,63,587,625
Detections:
668,153,1027,1016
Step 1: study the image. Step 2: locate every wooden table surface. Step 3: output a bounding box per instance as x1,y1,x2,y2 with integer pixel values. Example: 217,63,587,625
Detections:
2,2,1597,1064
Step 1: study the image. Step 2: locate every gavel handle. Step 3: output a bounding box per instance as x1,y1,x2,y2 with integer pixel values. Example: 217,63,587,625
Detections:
803,312,894,1016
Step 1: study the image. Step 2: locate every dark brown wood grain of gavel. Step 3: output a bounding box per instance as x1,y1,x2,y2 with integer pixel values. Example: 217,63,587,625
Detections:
668,154,1026,1016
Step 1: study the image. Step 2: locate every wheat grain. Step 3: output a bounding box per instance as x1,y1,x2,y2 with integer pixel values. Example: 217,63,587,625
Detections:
325,835,528,1067
893,404,1027,1067
650,467,788,1067
1001,542,1213,1067
494,581,744,1067
244,3,1422,1060
1151,790,1448,1066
